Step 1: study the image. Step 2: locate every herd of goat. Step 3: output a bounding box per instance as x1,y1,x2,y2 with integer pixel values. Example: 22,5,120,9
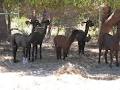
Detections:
11,18,95,63
10,9,120,68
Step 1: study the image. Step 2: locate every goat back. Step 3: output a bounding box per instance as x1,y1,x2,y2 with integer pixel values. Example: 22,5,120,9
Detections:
54,35,67,48
75,30,86,41
101,33,114,49
11,33,29,47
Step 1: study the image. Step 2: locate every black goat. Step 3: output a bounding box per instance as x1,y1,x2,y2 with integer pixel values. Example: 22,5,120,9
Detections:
71,20,94,54
25,19,40,33
25,19,42,60
27,20,50,61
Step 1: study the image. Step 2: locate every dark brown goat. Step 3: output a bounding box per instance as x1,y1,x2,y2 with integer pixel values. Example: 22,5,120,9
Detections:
98,9,120,67
54,34,75,60
98,27,120,67
54,35,68,60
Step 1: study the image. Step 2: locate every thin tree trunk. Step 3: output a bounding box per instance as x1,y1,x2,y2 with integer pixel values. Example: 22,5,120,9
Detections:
57,26,60,35
47,16,53,38
7,13,11,35
0,2,8,41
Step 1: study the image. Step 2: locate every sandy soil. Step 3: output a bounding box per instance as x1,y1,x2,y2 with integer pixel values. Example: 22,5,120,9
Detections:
0,38,120,90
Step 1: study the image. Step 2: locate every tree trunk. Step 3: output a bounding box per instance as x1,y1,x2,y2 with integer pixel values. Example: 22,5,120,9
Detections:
0,2,8,41
7,14,11,35
65,27,72,38
47,16,53,38
57,26,60,35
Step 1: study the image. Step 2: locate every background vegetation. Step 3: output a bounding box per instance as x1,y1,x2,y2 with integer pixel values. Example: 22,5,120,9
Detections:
0,0,120,40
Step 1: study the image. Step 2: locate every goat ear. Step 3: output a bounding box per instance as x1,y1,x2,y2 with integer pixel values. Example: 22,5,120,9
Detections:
82,21,87,23
46,20,50,25
25,21,30,25
88,34,90,36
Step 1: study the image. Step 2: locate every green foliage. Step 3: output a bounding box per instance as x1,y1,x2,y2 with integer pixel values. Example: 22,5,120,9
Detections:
4,0,18,11
11,17,30,34
3,0,120,38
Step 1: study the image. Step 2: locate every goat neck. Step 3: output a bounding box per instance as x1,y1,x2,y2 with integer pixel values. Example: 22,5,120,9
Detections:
101,4,111,24
116,22,120,41
41,20,50,31
84,23,90,36
101,9,120,33
65,33,76,53
106,9,120,25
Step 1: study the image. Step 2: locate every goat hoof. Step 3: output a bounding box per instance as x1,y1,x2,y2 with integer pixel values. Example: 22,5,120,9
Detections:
98,61,100,64
62,59,65,61
35,57,37,60
31,58,34,62
40,56,42,59
105,61,108,64
109,64,112,68
29,60,34,62
13,60,19,63
116,63,119,67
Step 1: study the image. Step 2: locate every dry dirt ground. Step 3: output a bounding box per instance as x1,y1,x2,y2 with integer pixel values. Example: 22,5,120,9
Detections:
0,38,120,90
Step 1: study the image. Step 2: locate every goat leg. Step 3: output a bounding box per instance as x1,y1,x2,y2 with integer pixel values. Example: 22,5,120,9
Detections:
57,47,61,60
59,48,62,59
109,51,113,68
63,50,67,60
81,42,85,54
78,42,81,54
104,50,108,64
26,44,31,61
58,47,62,59
35,45,38,59
23,47,26,58
98,48,102,64
13,45,18,63
28,45,31,61
55,47,59,60
39,44,42,59
78,42,85,55
115,50,119,67
32,45,35,62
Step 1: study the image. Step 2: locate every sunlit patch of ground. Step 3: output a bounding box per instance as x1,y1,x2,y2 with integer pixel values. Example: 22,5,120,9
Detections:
87,48,99,53
0,72,120,90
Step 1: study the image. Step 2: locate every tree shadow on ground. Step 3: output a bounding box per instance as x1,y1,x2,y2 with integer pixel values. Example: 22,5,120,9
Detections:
0,41,69,77
67,40,120,80
0,40,120,80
